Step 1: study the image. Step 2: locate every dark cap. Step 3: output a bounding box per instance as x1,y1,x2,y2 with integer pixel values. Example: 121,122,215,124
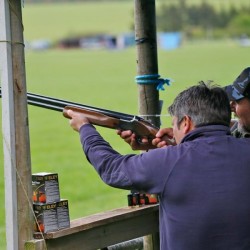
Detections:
224,67,250,101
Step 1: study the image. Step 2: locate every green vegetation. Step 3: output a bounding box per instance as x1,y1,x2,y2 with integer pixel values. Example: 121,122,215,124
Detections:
0,0,250,248
157,0,250,38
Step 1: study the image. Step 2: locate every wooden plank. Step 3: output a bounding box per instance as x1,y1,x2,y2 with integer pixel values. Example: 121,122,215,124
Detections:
134,2,160,249
30,205,159,250
8,1,34,249
0,1,33,249
24,240,46,250
143,233,160,250
0,1,18,249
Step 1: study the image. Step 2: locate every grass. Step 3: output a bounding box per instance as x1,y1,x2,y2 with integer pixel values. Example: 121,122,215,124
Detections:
22,1,135,42
22,0,250,42
1,0,250,248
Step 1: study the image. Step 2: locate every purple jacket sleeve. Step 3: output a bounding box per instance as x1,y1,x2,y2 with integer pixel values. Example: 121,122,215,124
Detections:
79,124,175,194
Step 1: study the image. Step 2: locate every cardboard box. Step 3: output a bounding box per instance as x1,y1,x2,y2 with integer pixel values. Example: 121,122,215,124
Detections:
57,199,70,229
33,203,58,233
32,172,60,204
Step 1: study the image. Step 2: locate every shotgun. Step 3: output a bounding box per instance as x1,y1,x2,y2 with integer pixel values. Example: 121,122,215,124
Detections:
0,88,159,141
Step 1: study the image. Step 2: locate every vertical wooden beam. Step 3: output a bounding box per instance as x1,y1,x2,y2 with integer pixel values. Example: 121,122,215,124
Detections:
25,240,46,250
134,0,160,127
0,1,18,248
0,0,33,249
134,1,160,249
143,233,160,250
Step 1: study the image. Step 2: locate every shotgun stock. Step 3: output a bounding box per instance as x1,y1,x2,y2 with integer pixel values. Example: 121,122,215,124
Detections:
63,106,159,140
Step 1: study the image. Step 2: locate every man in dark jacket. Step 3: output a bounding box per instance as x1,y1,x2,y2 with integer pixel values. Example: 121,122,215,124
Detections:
224,67,250,138
66,82,250,250
118,67,250,149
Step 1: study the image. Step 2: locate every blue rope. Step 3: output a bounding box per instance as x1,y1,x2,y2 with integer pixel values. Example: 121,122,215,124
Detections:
135,74,172,91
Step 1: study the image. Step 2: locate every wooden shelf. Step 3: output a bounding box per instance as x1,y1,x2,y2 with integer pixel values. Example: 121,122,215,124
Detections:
26,204,159,250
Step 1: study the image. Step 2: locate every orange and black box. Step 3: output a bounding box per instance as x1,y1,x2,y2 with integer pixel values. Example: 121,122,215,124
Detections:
32,172,60,204
56,199,70,230
33,202,58,233
127,192,159,206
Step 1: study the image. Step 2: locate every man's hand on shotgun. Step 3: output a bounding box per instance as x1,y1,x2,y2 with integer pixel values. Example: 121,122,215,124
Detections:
117,127,176,150
66,109,90,132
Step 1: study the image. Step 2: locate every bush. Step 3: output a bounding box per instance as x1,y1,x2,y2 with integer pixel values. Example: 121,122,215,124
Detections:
228,14,250,37
157,1,250,39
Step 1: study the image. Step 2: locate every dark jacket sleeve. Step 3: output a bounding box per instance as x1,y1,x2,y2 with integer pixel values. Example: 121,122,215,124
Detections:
79,124,176,194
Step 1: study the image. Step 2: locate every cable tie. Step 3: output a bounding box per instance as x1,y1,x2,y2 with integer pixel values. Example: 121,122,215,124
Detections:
0,40,25,47
135,37,156,45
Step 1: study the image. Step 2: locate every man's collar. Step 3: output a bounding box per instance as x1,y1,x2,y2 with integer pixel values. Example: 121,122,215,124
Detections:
181,125,231,143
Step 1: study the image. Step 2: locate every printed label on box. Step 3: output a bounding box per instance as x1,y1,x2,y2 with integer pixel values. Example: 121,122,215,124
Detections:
33,203,58,233
32,172,60,203
57,199,70,229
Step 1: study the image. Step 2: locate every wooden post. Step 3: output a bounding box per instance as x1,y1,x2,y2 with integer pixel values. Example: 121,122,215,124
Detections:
0,0,33,249
24,240,46,250
134,0,161,128
134,1,160,249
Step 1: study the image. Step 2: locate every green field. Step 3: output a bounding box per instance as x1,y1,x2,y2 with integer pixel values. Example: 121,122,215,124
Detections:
21,0,250,42
22,1,135,42
1,1,250,248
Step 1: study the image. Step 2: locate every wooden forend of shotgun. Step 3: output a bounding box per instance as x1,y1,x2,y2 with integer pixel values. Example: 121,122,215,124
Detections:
63,106,159,141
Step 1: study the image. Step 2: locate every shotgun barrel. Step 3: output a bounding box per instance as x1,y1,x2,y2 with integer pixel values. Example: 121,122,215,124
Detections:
0,87,139,120
0,88,160,139
0,88,178,145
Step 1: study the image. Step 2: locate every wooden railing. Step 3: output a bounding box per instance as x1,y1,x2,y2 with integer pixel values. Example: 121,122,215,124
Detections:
25,204,159,250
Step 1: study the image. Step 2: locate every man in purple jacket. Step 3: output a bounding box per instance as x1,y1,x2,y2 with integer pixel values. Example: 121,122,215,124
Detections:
118,67,250,149
66,82,250,250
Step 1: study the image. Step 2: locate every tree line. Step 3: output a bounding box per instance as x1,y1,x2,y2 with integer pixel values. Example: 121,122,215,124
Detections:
157,0,250,39
24,0,130,2
24,0,250,39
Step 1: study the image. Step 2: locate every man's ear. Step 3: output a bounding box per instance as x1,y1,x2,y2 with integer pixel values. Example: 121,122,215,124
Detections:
182,115,194,134
230,101,236,113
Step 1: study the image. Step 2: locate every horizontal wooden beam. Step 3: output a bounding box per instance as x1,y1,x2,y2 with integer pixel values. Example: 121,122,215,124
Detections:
25,204,159,250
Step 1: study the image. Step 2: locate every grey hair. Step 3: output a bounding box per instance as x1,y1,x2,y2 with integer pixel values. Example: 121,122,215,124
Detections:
168,81,231,127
